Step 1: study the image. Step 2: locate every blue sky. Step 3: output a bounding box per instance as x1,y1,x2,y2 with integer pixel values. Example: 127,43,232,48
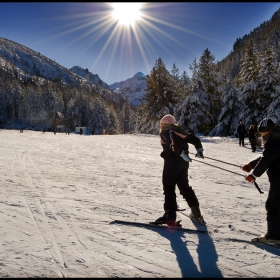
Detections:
0,2,279,85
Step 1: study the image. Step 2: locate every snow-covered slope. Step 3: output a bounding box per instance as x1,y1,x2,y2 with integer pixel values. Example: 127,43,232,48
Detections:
0,37,111,92
0,37,122,104
109,72,148,107
0,37,88,87
1,130,277,278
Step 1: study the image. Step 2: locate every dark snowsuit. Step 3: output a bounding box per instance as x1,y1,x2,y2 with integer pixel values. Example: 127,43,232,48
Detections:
249,128,280,239
159,124,203,212
237,123,246,146
248,126,257,152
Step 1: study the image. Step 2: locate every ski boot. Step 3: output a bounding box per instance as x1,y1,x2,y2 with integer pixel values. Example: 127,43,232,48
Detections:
251,234,280,244
155,210,177,226
189,206,206,225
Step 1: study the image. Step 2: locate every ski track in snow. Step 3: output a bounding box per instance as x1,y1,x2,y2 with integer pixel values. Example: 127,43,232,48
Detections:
0,129,279,277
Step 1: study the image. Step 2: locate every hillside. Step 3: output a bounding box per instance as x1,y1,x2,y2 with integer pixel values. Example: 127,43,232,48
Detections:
0,37,119,103
216,7,280,78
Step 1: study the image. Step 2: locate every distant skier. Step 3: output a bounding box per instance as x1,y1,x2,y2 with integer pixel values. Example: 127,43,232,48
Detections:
242,118,280,244
237,121,246,146
154,114,205,226
247,124,257,152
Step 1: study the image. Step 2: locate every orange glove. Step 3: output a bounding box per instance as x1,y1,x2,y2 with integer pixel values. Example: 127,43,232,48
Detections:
244,173,256,183
241,163,252,173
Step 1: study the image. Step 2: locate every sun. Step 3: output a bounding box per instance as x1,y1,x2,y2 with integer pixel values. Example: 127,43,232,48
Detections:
111,3,143,27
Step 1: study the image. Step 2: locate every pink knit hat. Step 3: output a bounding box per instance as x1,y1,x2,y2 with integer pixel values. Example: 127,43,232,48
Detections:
160,114,176,126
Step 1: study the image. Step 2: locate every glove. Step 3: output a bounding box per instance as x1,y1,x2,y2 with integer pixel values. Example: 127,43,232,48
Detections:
195,148,204,159
244,173,256,183
180,150,192,162
240,163,252,173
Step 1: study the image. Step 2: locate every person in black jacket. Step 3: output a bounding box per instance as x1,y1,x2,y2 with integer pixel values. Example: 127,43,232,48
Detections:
155,114,205,226
242,118,280,244
248,124,257,152
237,121,246,146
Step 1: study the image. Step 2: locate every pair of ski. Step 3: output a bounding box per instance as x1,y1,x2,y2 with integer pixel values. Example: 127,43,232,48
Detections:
112,213,208,234
112,217,280,249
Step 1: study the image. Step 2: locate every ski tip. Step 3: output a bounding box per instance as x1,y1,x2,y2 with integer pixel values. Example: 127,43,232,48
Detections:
251,237,259,243
149,220,183,227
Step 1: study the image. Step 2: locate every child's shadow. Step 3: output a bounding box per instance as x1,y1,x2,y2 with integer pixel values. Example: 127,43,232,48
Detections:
151,227,223,278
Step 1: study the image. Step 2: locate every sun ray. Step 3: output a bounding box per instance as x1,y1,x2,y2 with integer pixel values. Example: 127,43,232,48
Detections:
141,12,227,46
131,23,162,61
37,12,111,45
38,2,230,83
130,25,151,72
68,16,115,48
90,21,122,69
139,17,192,51
103,27,124,79
60,13,120,61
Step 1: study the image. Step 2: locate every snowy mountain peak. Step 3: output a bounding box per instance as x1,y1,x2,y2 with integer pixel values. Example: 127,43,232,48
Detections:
134,72,146,80
69,66,110,90
109,72,147,107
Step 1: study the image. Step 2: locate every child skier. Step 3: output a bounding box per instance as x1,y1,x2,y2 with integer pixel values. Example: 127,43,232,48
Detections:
155,114,205,226
242,118,280,244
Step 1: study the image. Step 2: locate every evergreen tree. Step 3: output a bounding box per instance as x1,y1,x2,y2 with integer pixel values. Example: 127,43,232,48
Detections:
87,98,110,134
197,48,220,129
0,79,7,123
122,97,131,134
107,105,120,134
177,58,211,134
237,39,260,126
208,74,243,136
267,83,280,122
170,63,181,101
257,42,278,120
139,57,176,134
73,93,86,126
175,70,191,108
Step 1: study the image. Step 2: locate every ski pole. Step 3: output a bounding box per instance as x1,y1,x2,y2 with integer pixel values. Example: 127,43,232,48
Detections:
191,158,264,194
189,152,240,168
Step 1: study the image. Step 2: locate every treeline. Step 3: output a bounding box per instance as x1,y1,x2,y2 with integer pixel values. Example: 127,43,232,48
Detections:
137,39,280,135
0,68,134,134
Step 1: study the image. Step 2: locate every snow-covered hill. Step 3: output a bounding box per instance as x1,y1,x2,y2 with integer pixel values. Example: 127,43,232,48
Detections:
109,72,148,107
0,37,123,104
0,37,147,107
0,37,88,87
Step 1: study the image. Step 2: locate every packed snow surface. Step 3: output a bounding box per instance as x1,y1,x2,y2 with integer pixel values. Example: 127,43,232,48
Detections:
0,129,279,277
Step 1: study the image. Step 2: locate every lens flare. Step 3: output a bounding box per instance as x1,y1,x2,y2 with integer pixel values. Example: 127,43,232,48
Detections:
111,3,143,27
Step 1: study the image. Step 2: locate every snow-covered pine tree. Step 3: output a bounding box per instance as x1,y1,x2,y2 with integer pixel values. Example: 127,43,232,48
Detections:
41,81,64,124
170,63,181,101
257,42,278,121
175,70,191,107
267,63,280,121
139,57,176,134
208,73,243,136
197,48,220,129
107,105,120,134
87,98,110,135
73,93,86,127
0,79,7,123
121,97,131,134
237,39,260,126
176,58,211,134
